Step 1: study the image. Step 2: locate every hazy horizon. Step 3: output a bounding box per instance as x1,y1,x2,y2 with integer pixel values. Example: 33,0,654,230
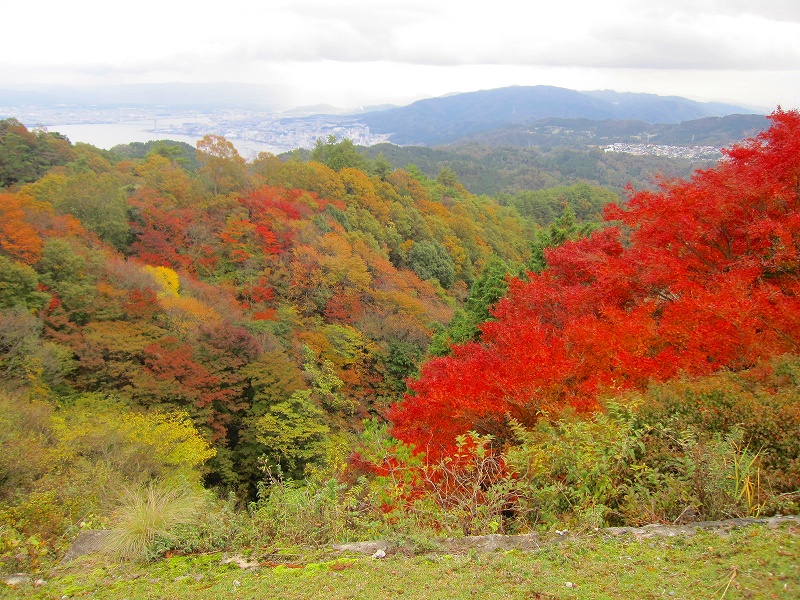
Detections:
1,1,797,111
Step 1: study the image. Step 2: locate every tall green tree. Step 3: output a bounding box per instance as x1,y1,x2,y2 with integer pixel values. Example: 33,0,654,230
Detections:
407,240,455,288
23,170,130,249
429,255,511,355
0,255,47,311
527,206,597,273
310,136,368,172
0,119,73,188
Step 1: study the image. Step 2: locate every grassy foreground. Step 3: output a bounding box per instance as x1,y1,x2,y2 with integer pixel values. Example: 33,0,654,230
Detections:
3,523,798,599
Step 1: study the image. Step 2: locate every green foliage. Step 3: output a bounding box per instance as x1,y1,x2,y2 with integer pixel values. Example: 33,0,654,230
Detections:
110,139,199,170
463,255,510,322
429,255,511,355
436,167,459,190
527,205,597,273
370,152,393,180
384,340,424,391
254,390,330,479
0,119,74,188
302,345,355,415
37,238,96,317
363,142,699,196
0,308,73,393
245,477,367,547
505,408,646,528
24,171,131,249
504,377,792,530
310,136,368,172
0,391,215,571
501,182,615,225
0,255,48,311
407,240,456,288
635,355,800,494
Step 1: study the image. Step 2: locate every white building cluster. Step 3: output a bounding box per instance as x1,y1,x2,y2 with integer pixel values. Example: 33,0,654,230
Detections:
604,143,721,159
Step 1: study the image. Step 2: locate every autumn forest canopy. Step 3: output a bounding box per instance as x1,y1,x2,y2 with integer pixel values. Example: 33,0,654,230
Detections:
392,110,800,452
0,110,799,570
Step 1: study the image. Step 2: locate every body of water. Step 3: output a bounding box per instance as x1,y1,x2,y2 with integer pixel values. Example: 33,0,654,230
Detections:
37,120,283,158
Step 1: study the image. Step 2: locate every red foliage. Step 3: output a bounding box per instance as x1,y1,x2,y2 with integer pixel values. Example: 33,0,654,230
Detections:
323,291,364,324
252,309,278,321
123,288,160,320
241,277,276,308
239,185,325,253
129,191,195,271
390,109,800,453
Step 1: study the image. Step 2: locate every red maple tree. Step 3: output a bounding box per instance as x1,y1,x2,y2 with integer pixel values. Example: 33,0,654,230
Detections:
390,109,800,453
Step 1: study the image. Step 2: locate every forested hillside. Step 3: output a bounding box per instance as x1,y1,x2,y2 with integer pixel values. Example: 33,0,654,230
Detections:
0,123,544,499
393,109,800,451
359,142,710,196
453,114,769,148
1,112,798,575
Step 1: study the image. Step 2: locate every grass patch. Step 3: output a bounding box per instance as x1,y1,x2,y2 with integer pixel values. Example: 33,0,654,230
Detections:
5,522,798,599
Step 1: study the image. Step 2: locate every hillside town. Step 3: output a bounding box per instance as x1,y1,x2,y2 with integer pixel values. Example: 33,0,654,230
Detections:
604,142,722,159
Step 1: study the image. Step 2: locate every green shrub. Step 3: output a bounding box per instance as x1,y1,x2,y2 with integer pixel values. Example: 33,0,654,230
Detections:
504,395,782,529
246,476,366,547
637,355,800,493
505,405,647,529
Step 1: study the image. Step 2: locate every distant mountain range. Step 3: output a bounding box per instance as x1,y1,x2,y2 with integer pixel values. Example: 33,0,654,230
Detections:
358,86,764,146
1,82,769,151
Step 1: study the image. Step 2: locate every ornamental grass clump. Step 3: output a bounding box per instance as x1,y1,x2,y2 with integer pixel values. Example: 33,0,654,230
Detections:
103,481,205,562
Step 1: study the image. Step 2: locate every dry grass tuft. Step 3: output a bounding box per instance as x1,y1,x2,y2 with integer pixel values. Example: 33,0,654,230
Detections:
103,481,204,561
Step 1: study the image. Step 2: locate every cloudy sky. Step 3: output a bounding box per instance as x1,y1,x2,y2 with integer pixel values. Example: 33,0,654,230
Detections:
2,0,798,110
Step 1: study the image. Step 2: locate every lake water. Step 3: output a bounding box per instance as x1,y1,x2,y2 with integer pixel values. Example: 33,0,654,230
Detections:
39,120,284,159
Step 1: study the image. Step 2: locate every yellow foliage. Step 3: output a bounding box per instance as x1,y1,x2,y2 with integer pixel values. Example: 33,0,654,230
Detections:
340,167,376,197
159,295,222,334
0,392,216,569
442,234,469,277
143,264,180,297
134,154,193,205
50,396,215,487
84,321,163,356
118,410,216,470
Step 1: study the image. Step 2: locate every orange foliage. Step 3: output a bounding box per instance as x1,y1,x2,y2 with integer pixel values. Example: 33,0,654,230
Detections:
0,193,43,264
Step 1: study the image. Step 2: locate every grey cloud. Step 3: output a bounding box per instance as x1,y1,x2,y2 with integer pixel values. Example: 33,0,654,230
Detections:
12,0,798,75
625,0,800,22
583,19,800,71
704,0,800,22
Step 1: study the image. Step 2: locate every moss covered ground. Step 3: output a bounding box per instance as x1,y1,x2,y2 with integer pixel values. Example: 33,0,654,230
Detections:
4,522,798,599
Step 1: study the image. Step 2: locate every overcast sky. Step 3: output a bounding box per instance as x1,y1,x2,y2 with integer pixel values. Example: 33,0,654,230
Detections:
2,0,798,110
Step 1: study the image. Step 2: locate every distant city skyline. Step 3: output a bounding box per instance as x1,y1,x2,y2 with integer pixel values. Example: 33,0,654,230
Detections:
2,1,798,111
